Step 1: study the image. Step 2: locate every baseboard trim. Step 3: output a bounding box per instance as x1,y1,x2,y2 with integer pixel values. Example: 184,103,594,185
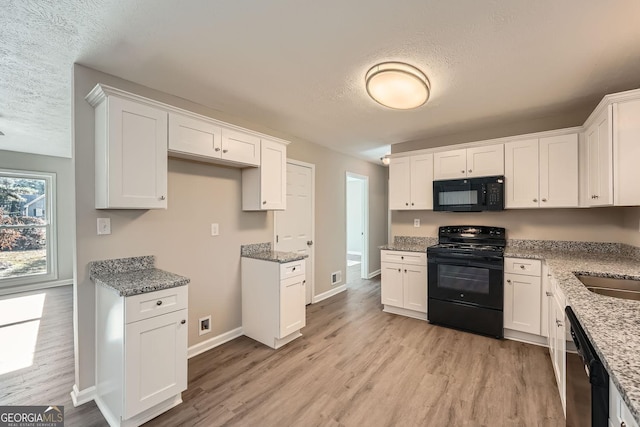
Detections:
367,269,381,279
188,327,243,359
383,305,427,321
313,284,347,303
70,384,96,407
0,279,73,297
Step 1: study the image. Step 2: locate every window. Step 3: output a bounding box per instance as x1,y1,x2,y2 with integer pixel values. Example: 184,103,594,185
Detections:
0,170,57,287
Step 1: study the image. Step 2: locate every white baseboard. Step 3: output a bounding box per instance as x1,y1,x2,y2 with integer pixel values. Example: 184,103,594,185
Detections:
70,384,96,407
347,251,362,256
382,305,427,321
0,279,73,297
313,284,347,303
367,269,381,279
188,327,243,359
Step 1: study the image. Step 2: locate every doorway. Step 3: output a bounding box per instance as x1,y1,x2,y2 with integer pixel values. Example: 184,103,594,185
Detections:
275,160,315,304
346,172,368,283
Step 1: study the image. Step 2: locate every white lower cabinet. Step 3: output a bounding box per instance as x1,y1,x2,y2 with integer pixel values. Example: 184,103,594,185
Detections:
503,258,542,335
545,269,567,416
95,285,188,427
610,378,640,427
380,250,427,319
241,257,306,349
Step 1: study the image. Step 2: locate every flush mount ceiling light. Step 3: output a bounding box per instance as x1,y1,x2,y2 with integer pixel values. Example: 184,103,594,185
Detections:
365,62,430,110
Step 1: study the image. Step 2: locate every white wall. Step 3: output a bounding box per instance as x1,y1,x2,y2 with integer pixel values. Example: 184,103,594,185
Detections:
346,179,363,254
0,150,74,292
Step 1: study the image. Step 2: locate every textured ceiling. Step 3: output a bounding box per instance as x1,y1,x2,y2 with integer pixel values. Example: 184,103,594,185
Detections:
1,1,640,161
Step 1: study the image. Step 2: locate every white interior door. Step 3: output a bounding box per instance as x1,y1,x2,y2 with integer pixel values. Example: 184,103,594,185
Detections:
275,161,314,304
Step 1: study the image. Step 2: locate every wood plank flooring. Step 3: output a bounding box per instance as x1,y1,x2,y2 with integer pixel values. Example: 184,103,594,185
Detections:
1,273,564,426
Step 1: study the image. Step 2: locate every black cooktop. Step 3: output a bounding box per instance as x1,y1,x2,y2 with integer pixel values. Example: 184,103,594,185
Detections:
427,226,506,257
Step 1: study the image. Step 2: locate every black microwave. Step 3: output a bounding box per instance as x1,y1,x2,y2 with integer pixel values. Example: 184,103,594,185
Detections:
433,176,505,212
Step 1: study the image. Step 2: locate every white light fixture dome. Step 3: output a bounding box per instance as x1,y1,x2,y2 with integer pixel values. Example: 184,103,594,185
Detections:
365,62,430,110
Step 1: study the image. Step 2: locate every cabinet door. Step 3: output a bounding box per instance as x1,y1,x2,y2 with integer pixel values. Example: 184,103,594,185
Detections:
539,134,578,208
124,309,187,419
466,144,504,177
279,275,306,338
168,112,222,158
587,106,613,206
613,99,640,206
553,300,566,413
504,273,541,335
540,264,550,339
105,96,168,209
221,128,260,166
433,149,467,180
389,157,411,210
381,262,403,307
547,288,557,369
504,139,539,208
403,265,427,313
409,154,433,210
260,139,286,210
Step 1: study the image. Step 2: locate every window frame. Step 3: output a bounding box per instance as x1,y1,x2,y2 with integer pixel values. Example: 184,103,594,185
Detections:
0,169,57,288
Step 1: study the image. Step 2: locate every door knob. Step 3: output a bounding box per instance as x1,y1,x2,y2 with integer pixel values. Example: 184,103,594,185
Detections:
307,240,313,246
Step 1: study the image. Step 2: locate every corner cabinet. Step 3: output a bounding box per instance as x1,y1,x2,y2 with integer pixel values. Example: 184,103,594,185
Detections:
380,250,427,320
87,85,168,209
95,285,188,427
241,257,306,349
388,154,433,210
242,138,287,211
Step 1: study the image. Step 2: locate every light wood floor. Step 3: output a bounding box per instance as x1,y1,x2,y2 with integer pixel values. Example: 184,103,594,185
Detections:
1,273,564,426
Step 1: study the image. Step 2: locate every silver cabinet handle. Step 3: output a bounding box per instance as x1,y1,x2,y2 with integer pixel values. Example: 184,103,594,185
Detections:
180,319,186,324
546,291,553,297
156,300,162,306
533,198,538,203
214,147,221,152
160,195,166,200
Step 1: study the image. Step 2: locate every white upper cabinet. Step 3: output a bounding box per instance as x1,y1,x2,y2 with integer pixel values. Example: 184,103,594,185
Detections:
613,98,640,206
505,134,578,209
168,112,222,159
242,138,287,211
88,86,168,209
585,105,613,206
388,154,433,210
433,144,504,180
221,128,260,166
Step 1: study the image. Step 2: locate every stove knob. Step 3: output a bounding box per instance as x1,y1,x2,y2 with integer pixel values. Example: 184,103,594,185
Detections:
460,293,464,298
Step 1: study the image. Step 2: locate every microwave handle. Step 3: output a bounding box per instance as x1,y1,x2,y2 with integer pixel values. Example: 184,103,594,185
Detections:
481,184,487,206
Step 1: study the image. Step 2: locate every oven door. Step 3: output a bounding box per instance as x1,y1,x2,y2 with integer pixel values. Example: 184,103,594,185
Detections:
428,254,503,310
433,178,485,211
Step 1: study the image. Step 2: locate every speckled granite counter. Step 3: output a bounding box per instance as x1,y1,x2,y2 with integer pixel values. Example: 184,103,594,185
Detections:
505,243,640,423
241,242,308,263
90,255,190,297
379,236,438,252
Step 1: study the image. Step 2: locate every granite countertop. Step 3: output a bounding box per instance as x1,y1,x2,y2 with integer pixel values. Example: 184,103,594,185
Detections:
240,242,307,264
379,236,438,253
90,255,190,297
505,244,640,423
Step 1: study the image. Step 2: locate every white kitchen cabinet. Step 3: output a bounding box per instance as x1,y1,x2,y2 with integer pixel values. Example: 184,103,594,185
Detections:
388,154,433,210
585,105,613,206
168,112,222,159
221,128,260,166
87,85,168,209
613,98,640,206
95,285,188,427
552,293,567,415
242,138,287,211
433,144,504,180
241,257,306,349
503,258,542,335
380,250,427,319
505,134,578,209
610,378,640,427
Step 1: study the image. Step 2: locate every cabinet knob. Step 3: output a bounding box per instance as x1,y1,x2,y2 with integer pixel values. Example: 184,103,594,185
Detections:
223,149,228,153
541,198,547,202
405,202,409,206
401,256,404,260
533,198,538,203
292,267,296,271
621,421,626,427
397,268,401,272
520,265,525,269
506,279,511,284
214,147,221,152
156,300,163,306
461,170,465,174
556,319,563,327
302,280,306,285
468,169,472,173
595,195,599,199
546,291,553,297
411,202,414,206
263,201,267,205
180,319,186,324
160,195,166,200
404,269,407,273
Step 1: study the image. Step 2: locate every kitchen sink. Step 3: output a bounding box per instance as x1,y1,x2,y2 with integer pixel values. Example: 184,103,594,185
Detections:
576,275,640,301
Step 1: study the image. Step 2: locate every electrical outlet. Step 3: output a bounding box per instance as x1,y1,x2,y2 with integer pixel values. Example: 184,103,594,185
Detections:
199,315,212,336
97,218,111,235
211,223,219,236
331,271,342,285
414,218,420,227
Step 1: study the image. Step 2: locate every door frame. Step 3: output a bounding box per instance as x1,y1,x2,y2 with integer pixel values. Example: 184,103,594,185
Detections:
345,172,369,280
274,159,316,304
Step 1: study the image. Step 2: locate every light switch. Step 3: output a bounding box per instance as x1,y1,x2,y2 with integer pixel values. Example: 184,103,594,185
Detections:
414,218,420,228
97,218,111,235
211,223,219,236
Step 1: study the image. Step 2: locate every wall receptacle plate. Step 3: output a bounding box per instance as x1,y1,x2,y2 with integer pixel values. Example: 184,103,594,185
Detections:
97,218,111,235
199,315,212,336
414,219,420,227
211,223,219,236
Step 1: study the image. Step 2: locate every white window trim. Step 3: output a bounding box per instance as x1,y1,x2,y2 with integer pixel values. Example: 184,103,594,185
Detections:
0,169,58,288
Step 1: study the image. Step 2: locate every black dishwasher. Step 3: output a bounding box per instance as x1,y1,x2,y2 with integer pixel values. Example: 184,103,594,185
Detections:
565,306,609,427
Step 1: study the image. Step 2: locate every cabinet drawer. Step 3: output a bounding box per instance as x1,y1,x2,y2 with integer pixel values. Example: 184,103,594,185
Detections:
125,285,189,324
504,258,542,276
381,250,426,266
280,260,305,279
